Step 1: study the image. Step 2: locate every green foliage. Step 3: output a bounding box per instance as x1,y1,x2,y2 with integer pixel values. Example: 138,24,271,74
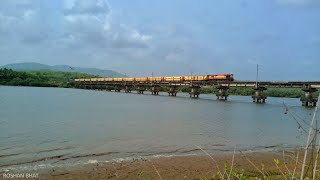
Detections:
223,161,253,180
159,86,169,92
273,159,280,165
0,68,95,88
200,87,216,94
178,86,191,92
138,170,149,180
228,87,255,96
0,62,125,77
196,86,319,98
265,88,305,98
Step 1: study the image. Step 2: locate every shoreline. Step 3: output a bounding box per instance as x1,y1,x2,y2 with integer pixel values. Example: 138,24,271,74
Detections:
29,150,311,179
0,146,301,172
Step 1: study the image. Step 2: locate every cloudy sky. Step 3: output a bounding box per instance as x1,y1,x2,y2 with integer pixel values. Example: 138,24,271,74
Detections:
0,0,319,80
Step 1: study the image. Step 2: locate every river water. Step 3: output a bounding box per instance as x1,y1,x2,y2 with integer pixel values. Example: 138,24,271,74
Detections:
0,86,316,172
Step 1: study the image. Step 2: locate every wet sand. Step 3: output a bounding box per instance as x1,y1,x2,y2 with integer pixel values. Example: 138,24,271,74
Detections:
39,150,310,180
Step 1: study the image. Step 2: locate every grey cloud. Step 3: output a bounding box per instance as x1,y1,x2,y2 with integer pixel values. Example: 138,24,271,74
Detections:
62,0,152,49
0,1,49,44
62,14,152,49
0,0,152,49
18,10,49,43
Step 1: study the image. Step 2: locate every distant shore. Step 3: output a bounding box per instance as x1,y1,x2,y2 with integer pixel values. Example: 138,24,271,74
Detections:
39,150,316,180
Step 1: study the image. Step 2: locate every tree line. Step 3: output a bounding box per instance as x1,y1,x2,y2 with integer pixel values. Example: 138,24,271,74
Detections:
0,68,95,88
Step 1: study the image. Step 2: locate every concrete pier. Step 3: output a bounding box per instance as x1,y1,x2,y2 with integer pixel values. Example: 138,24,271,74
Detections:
168,85,178,96
252,86,267,103
125,85,132,93
189,85,200,98
301,84,318,107
137,85,145,94
114,85,121,92
216,85,229,100
151,85,160,95
106,85,113,91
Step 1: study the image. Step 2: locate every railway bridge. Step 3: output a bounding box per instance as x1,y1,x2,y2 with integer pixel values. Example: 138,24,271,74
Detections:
72,77,320,107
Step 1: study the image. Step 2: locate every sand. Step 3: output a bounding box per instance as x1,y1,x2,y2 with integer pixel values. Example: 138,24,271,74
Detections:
36,150,312,180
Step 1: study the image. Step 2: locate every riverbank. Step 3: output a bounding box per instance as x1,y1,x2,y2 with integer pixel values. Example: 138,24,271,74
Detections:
39,150,317,180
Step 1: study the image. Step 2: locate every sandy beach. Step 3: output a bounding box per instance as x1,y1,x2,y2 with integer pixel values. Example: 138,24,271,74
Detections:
37,150,312,180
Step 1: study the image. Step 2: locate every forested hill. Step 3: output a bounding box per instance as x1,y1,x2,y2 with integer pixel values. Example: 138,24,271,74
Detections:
0,68,96,88
0,62,125,77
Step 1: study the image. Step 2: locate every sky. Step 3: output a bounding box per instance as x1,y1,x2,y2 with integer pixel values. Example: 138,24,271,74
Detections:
0,0,319,80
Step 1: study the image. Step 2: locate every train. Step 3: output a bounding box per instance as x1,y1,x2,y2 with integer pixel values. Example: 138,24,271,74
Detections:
75,74,234,82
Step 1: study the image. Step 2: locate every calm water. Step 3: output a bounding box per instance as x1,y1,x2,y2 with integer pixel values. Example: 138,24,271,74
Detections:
0,86,316,172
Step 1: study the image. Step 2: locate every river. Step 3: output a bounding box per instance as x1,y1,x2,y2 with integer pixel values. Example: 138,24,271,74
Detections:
0,86,315,172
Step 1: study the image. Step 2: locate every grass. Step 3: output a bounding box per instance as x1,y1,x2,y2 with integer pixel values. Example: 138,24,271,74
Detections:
130,86,318,98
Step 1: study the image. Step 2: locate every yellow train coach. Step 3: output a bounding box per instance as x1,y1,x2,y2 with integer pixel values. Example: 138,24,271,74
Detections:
74,74,234,83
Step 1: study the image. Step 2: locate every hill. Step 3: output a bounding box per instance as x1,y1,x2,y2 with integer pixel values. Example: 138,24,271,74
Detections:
0,62,125,77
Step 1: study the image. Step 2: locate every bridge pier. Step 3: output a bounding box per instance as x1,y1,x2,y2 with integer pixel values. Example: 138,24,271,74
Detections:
125,85,132,93
189,85,200,98
168,85,178,96
137,85,145,94
301,84,318,107
97,85,103,91
252,86,267,103
114,85,121,92
106,85,113,91
151,85,160,95
216,85,229,100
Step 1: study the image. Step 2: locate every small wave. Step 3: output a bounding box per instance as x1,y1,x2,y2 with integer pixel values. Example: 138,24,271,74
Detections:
0,153,22,158
0,154,68,168
36,147,74,154
253,144,284,149
211,143,226,147
87,160,98,164
59,152,119,161
111,157,132,163
179,148,200,154
0,147,14,151
38,140,55,145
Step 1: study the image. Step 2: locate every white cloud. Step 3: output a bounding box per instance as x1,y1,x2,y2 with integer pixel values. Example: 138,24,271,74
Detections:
63,0,109,15
61,0,152,49
0,0,152,49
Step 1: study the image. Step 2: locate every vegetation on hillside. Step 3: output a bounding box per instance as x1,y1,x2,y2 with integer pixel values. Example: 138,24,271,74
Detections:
0,62,125,77
0,68,96,88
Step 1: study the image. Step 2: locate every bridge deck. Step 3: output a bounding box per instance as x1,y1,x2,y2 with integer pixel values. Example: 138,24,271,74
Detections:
73,80,320,88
